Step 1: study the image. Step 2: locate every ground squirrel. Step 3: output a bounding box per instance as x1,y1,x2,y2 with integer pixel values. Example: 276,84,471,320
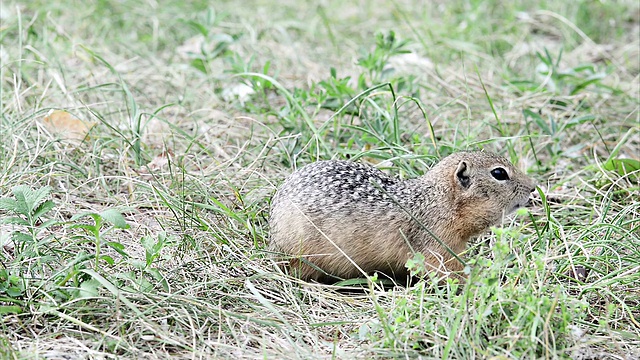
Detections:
269,151,536,282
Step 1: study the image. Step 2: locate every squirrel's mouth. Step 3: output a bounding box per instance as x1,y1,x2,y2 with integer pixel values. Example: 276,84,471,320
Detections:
510,197,533,213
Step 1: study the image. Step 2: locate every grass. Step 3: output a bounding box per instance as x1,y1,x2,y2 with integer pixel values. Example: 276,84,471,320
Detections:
1,0,639,358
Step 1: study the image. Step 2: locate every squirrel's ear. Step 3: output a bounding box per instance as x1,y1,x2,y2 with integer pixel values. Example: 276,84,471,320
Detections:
455,161,471,189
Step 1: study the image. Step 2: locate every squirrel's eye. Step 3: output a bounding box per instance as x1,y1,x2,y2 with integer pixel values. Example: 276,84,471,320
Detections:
491,167,510,181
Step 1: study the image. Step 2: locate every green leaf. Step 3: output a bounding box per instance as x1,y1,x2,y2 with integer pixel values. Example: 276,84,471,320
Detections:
100,209,130,229
566,114,596,126
130,259,146,270
190,58,207,73
69,223,98,232
185,19,209,36
0,216,30,226
573,63,596,72
136,277,154,292
603,158,640,177
12,185,51,216
76,279,101,298
0,305,23,314
12,232,34,243
140,235,155,253
145,268,169,291
70,211,100,223
5,286,23,297
152,235,165,253
38,218,60,230
105,241,129,257
106,241,125,251
32,200,55,221
571,73,606,95
0,198,20,213
100,255,115,266
8,187,30,216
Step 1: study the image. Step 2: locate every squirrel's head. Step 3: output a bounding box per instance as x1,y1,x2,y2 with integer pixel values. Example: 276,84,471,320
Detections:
438,151,536,233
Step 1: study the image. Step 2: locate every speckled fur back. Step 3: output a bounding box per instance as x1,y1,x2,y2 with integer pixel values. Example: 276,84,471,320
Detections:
272,161,405,215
